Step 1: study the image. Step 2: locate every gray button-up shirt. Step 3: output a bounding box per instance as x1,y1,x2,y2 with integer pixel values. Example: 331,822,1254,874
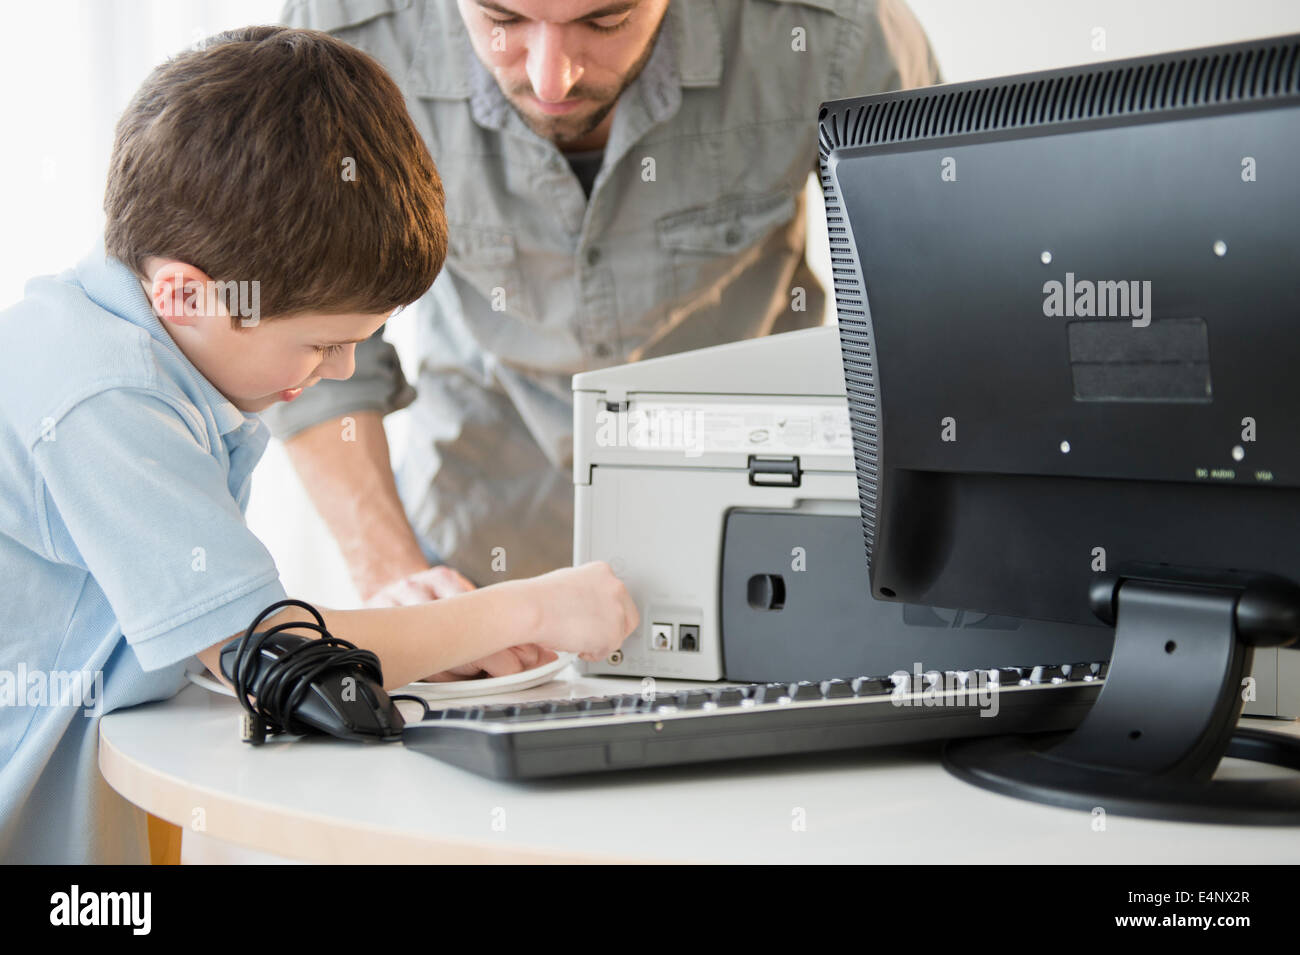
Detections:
270,0,939,584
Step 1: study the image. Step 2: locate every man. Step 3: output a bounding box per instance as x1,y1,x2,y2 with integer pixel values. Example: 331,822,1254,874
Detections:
272,0,939,616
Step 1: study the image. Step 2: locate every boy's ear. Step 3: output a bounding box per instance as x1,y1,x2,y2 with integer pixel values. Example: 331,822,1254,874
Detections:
146,259,214,328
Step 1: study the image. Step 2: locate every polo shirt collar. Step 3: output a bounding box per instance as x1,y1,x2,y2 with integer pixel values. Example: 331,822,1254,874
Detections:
75,243,252,438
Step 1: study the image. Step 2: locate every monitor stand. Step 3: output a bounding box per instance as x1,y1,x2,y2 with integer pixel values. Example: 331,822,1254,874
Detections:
942,571,1300,824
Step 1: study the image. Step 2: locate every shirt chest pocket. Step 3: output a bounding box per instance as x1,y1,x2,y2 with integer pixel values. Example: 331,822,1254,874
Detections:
446,226,539,323
655,192,798,305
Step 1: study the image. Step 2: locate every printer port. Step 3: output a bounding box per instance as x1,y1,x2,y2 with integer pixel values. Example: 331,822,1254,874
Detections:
650,623,673,651
678,625,700,652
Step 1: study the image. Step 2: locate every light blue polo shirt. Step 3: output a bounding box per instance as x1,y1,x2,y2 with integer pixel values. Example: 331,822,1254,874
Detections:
0,243,287,863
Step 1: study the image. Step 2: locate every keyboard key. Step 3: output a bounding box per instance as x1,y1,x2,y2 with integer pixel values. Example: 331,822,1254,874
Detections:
674,690,713,709
821,679,854,699
990,668,1024,686
505,703,550,721
477,706,512,721
1027,665,1066,684
851,677,894,696
580,698,616,714
756,683,792,703
714,687,748,707
789,681,822,702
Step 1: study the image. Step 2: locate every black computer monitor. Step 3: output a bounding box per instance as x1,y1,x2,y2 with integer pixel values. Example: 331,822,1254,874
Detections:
820,33,1300,823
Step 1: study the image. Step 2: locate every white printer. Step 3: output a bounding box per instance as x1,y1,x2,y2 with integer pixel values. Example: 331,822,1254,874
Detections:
572,325,860,681
570,326,1297,719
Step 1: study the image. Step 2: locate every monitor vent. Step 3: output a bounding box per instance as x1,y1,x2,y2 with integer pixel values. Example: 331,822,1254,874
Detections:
819,38,1300,151
820,162,879,566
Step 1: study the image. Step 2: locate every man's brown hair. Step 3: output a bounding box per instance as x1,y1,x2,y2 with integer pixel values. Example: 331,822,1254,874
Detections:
105,26,446,319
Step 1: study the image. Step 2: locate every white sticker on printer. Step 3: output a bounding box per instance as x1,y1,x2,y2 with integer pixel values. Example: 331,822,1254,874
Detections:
595,401,853,457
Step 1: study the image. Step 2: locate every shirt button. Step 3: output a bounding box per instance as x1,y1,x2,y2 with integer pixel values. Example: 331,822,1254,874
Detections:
586,247,601,266
594,343,611,358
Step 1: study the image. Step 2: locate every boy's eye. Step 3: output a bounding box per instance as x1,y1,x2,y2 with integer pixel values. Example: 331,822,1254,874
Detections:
314,344,345,357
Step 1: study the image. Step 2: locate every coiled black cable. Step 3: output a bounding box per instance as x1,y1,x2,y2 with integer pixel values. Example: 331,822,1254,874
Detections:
230,598,427,743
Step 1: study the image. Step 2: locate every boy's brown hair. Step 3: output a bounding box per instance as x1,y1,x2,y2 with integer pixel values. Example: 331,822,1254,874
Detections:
104,26,446,320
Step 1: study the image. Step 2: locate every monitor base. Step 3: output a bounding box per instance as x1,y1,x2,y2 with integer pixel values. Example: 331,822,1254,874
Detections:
944,726,1300,825
943,573,1300,825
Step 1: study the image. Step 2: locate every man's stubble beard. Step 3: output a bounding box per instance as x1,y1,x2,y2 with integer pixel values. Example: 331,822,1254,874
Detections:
505,12,667,147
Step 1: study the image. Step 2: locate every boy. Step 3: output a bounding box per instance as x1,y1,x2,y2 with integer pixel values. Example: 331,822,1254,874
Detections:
0,26,636,863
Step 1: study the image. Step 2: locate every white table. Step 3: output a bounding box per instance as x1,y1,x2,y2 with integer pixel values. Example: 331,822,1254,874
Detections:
99,667,1300,863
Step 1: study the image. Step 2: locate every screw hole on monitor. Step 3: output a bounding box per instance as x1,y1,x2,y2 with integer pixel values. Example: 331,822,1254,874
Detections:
1165,640,1177,653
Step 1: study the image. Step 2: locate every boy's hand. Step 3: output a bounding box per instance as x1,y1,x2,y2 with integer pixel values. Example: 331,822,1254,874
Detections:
371,565,559,682
365,564,476,607
522,561,640,662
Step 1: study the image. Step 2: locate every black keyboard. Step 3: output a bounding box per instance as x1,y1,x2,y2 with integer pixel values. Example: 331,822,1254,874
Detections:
402,662,1107,779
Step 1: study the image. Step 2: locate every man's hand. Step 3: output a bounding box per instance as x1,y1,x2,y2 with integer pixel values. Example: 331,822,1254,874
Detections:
365,564,477,607
419,643,559,682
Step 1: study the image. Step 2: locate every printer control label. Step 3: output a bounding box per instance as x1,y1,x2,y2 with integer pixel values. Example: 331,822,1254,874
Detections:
597,401,852,457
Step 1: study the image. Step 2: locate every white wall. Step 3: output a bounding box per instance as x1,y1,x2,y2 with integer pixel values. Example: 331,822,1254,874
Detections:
913,0,1300,79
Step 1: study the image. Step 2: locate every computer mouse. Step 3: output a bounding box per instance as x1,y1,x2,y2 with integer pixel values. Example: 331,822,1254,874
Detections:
219,632,405,742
